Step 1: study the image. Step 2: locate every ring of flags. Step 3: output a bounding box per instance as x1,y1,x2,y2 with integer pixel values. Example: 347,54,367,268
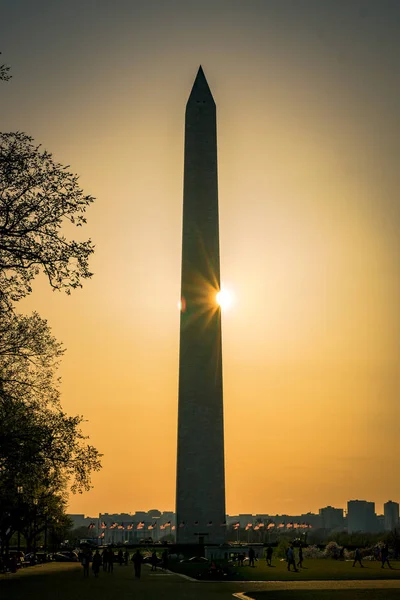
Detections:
92,520,313,531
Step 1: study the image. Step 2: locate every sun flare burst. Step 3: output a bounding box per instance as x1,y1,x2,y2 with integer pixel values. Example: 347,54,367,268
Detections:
216,286,234,311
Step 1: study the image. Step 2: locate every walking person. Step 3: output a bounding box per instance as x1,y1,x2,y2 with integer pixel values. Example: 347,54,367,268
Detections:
162,549,168,571
102,548,108,572
266,545,273,567
107,547,114,573
124,549,130,566
287,545,298,572
151,550,158,572
118,549,124,566
92,549,102,578
248,547,255,567
297,544,303,568
381,543,392,569
81,549,90,578
352,548,364,568
133,549,143,579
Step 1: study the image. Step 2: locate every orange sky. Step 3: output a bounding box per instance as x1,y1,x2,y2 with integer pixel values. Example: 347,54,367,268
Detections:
1,1,400,516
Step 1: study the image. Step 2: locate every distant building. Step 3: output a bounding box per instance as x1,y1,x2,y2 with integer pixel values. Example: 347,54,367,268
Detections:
298,513,322,529
238,514,254,528
161,511,175,525
94,510,177,544
377,514,385,531
68,514,97,529
384,501,399,531
68,514,87,529
347,500,378,533
319,506,344,531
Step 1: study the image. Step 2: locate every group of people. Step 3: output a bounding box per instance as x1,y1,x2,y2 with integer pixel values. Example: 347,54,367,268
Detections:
353,543,392,569
235,544,302,570
80,547,169,579
80,547,131,578
236,546,263,567
285,544,304,571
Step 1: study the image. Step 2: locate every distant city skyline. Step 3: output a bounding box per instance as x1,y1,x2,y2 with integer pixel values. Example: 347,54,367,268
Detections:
70,497,399,522
68,499,399,543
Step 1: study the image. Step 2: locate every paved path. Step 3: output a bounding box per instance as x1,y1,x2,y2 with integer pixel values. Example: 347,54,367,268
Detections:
1,562,400,600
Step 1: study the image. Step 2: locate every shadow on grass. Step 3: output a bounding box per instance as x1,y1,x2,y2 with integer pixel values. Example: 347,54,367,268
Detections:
0,564,81,600
248,591,400,600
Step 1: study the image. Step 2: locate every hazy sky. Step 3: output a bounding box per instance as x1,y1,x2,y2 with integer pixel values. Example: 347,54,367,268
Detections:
1,0,400,517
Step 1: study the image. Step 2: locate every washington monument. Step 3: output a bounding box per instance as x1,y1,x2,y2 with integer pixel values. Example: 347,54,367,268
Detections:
176,67,226,545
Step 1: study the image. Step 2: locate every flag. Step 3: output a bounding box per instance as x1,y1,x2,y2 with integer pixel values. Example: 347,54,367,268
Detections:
278,523,285,529
118,523,124,530
127,523,133,530
258,522,265,528
101,521,107,529
286,522,293,529
254,525,259,531
233,522,240,530
88,522,96,529
110,522,117,529
165,521,171,526
98,532,105,539
171,525,176,531
267,523,275,529
137,521,145,530
159,524,165,530
245,524,252,531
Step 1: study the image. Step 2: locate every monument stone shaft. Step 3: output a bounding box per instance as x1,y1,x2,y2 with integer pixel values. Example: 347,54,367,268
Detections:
176,66,226,545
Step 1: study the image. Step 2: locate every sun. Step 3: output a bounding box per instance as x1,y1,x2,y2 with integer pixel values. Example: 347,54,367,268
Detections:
216,286,234,311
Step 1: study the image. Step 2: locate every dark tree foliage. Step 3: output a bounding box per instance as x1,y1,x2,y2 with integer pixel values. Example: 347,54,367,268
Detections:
0,470,73,554
0,132,95,303
0,309,102,540
0,309,63,405
0,53,11,81
0,314,101,552
0,391,102,493
0,54,101,554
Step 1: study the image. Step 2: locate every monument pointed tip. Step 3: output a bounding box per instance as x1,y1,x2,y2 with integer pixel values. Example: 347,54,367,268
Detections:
187,65,214,106
196,65,207,80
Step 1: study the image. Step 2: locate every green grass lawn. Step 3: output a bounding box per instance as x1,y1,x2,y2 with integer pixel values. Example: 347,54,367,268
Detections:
171,558,400,581
1,562,190,600
248,592,400,600
240,558,400,581
2,560,400,600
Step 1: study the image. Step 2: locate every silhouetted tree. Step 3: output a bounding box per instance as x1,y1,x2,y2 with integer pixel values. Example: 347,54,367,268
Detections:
0,309,63,405
0,132,94,305
0,385,102,552
0,53,11,81
0,53,101,555
67,525,94,547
